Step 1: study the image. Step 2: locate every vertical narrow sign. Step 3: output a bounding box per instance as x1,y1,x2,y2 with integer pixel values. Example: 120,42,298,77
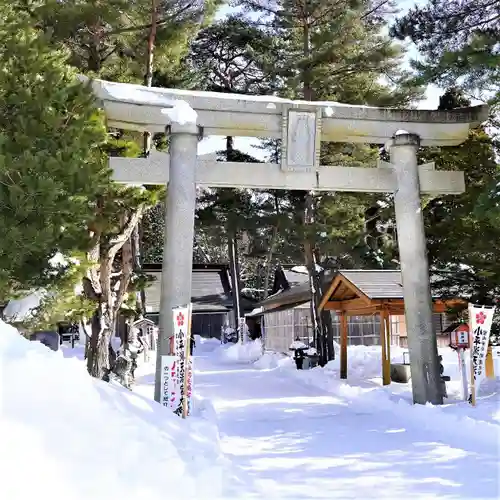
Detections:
458,349,468,402
468,304,496,406
185,357,193,416
160,355,177,410
238,317,247,344
172,304,193,418
183,304,193,418
450,324,470,401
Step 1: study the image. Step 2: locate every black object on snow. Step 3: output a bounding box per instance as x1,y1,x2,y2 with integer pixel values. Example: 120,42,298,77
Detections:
293,347,306,370
438,355,450,398
190,333,195,356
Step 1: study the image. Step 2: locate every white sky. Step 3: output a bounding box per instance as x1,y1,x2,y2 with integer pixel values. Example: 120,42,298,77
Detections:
197,0,447,158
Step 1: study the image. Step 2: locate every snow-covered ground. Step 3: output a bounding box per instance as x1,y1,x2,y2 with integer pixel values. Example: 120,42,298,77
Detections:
0,321,251,500
135,338,500,499
3,321,499,499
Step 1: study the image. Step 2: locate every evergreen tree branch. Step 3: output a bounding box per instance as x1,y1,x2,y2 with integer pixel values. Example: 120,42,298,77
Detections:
106,3,200,36
361,0,392,21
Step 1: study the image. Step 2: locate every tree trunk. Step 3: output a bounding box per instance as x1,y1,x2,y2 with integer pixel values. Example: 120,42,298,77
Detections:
228,233,241,328
299,14,327,363
85,199,145,380
262,232,277,299
143,0,158,154
135,1,158,320
88,42,101,73
139,221,147,311
81,320,91,360
132,224,145,315
225,135,241,328
304,193,328,366
315,249,335,361
263,194,281,299
226,136,235,160
86,302,115,380
301,14,313,102
322,296,335,361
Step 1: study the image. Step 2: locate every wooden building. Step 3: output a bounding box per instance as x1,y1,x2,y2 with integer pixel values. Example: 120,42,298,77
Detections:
251,269,465,384
142,263,256,338
250,268,404,353
319,270,466,385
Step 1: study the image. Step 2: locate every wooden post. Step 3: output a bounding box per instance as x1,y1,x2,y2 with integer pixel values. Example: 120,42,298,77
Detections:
384,312,391,384
485,346,495,379
458,348,468,401
468,319,476,406
340,312,348,379
380,309,391,385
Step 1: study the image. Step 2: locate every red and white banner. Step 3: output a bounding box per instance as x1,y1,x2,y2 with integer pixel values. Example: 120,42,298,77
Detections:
172,304,193,417
468,304,496,405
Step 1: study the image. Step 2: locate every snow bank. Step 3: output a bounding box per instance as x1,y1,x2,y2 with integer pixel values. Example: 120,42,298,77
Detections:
194,335,221,353
217,339,263,364
195,334,221,346
254,351,294,370
322,344,408,380
0,320,234,500
260,344,500,452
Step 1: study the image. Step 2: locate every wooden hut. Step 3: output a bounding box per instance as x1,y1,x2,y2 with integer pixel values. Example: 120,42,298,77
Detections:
319,270,466,385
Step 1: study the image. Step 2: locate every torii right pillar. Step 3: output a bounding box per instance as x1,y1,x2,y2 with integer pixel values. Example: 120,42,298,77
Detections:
390,132,443,405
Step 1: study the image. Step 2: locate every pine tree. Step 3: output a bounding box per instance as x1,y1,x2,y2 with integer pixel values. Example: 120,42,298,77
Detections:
391,0,500,110
236,0,424,364
20,0,223,81
239,0,422,104
12,0,225,379
0,8,108,304
83,166,162,379
421,89,500,306
187,15,278,94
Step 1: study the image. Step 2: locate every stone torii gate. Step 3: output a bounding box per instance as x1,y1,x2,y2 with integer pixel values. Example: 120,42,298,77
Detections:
89,78,487,406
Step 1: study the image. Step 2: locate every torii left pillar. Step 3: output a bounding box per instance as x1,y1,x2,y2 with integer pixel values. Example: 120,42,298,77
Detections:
154,121,201,403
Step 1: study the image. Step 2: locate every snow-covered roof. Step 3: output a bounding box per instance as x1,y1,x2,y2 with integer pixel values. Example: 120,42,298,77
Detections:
339,270,404,299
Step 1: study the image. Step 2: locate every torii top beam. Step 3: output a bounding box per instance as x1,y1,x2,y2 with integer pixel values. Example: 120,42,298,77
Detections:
89,78,488,147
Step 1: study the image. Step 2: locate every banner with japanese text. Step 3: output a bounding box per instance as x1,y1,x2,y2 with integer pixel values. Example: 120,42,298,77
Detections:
186,357,193,416
468,304,495,405
238,317,247,344
160,355,178,411
172,304,193,417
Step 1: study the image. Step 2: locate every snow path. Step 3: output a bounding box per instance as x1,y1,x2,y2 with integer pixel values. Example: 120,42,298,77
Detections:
193,345,499,499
